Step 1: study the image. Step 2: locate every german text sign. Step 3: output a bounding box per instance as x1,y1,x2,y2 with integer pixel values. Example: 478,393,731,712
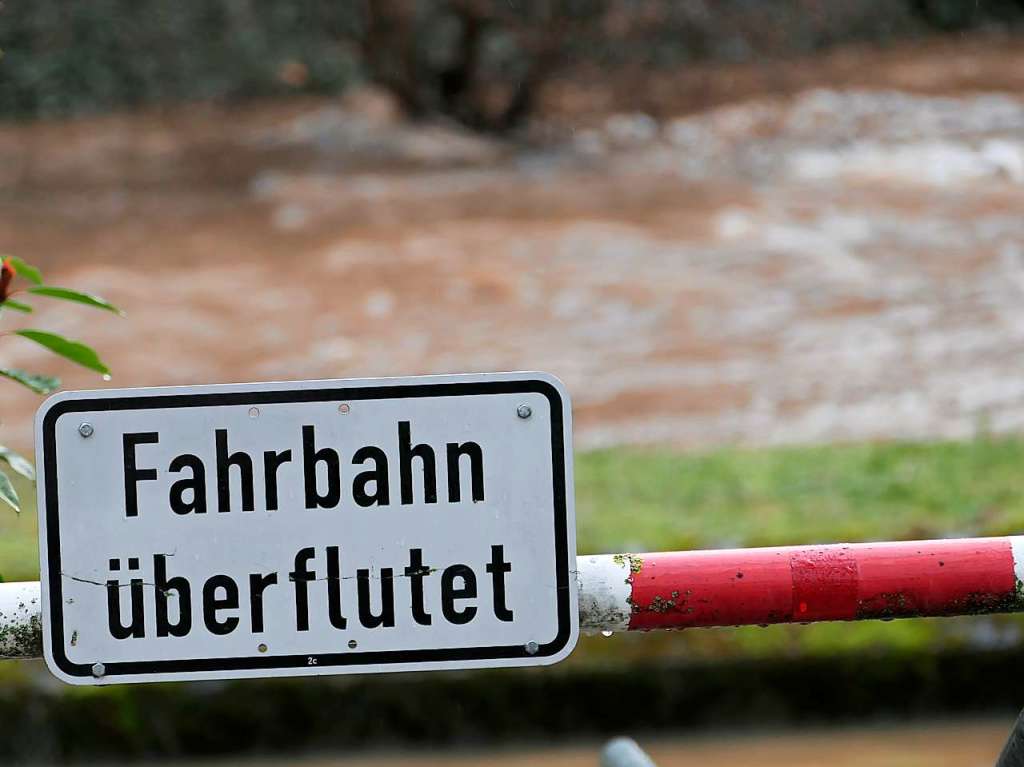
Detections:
36,373,577,685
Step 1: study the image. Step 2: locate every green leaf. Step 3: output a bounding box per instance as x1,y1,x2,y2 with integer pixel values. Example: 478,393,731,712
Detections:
4,256,42,285
28,286,122,315
0,299,32,313
0,446,34,482
15,330,110,375
0,468,20,513
0,368,60,394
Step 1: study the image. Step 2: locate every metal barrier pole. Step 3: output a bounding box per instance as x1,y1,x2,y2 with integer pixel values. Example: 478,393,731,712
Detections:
4,536,1024,659
600,737,657,767
997,709,1024,767
579,537,1024,633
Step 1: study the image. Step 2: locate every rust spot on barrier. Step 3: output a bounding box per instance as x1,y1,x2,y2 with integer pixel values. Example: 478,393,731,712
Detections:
647,595,676,613
0,610,43,658
947,591,1024,616
857,590,1024,620
613,553,644,575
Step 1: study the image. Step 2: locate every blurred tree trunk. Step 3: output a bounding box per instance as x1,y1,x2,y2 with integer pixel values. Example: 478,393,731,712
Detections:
340,0,596,131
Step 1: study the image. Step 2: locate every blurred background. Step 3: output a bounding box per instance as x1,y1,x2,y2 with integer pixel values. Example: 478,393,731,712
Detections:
3,1,1024,764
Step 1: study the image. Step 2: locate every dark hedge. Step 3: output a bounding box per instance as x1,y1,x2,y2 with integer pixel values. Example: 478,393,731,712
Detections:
0,648,1022,762
0,0,1021,121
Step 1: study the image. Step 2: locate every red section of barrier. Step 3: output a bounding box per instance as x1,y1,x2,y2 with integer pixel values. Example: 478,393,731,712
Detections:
854,539,1017,619
627,538,1021,631
791,547,858,621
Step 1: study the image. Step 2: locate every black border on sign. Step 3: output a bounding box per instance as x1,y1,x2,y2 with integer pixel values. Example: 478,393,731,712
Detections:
41,379,572,679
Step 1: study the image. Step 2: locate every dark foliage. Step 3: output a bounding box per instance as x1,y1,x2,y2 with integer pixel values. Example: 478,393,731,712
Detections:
1,648,1023,761
0,2,1022,128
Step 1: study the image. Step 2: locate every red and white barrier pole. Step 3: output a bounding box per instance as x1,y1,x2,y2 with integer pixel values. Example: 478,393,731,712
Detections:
3,537,1023,657
577,537,1024,632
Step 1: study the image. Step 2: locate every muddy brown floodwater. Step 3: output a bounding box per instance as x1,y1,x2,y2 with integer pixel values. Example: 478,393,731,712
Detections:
2,38,1024,455
150,719,1012,767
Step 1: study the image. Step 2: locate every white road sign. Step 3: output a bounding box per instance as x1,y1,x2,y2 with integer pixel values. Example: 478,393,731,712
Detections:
36,373,577,685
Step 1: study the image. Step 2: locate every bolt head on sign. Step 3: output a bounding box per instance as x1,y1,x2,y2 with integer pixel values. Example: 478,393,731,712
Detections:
35,373,578,685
